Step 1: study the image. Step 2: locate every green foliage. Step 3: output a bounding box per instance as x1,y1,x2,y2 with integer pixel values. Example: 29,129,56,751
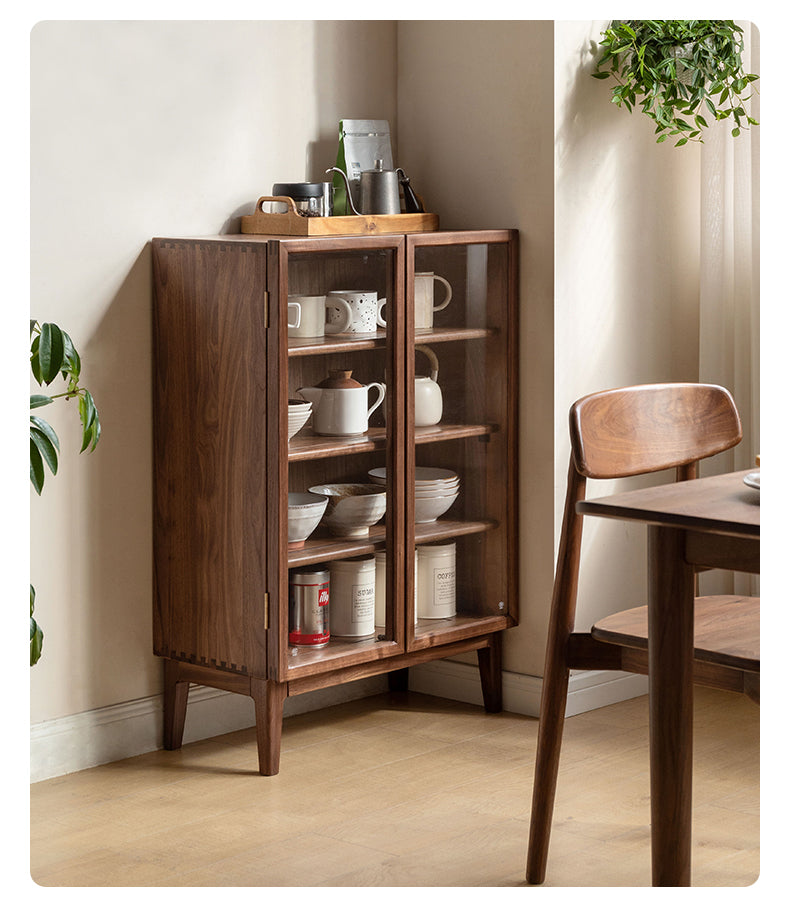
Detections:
29,320,101,665
30,585,43,667
593,20,759,146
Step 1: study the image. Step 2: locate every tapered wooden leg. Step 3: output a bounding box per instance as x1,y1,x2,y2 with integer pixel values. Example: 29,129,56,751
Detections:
477,631,503,713
648,526,694,887
526,644,571,884
527,462,585,884
251,678,287,776
163,659,190,750
388,668,409,692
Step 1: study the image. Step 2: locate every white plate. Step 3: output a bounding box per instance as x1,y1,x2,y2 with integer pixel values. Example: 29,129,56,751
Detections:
743,472,760,490
369,467,459,485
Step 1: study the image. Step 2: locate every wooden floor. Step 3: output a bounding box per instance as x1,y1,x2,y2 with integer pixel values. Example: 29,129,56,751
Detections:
30,685,758,888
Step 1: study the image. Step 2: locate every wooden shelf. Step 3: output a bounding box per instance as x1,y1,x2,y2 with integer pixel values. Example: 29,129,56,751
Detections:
288,422,497,461
289,428,386,461
414,326,496,344
285,631,399,674
287,326,494,357
287,518,498,569
287,333,386,356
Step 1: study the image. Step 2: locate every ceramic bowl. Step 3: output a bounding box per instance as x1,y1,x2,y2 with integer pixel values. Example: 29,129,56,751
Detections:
414,489,459,523
288,400,313,441
308,483,387,538
287,492,328,547
415,466,458,483
368,466,459,487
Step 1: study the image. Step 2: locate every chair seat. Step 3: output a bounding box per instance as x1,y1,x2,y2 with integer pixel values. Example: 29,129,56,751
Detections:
592,594,759,672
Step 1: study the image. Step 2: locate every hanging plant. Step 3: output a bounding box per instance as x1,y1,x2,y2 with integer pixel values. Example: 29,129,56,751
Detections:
592,20,759,146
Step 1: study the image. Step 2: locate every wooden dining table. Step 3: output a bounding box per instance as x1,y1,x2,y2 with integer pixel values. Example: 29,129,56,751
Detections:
576,468,760,887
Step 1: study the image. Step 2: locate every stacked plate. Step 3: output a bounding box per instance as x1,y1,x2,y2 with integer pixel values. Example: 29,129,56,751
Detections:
368,467,460,523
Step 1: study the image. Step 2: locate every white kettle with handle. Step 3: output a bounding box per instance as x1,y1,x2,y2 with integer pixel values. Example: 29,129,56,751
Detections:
414,346,443,427
297,370,386,437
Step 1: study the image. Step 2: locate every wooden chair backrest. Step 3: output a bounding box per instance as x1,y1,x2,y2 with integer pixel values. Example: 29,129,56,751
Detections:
548,384,742,647
570,383,742,480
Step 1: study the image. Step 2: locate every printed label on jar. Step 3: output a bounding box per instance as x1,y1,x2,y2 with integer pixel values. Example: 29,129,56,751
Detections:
431,565,456,610
352,582,375,624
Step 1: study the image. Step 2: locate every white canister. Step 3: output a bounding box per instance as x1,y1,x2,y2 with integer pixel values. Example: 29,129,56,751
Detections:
328,556,376,637
374,550,418,628
416,543,456,619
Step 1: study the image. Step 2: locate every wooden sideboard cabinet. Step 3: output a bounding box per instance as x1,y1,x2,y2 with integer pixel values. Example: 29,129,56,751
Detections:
152,229,519,774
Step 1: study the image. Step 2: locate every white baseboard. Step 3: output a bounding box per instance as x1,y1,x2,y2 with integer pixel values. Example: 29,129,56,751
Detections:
409,658,648,718
30,662,647,783
30,675,388,784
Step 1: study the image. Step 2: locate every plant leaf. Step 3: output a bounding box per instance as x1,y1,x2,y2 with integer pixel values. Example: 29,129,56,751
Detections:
78,390,101,453
30,589,43,667
30,426,59,476
30,415,60,452
30,439,45,495
30,394,54,409
38,323,65,385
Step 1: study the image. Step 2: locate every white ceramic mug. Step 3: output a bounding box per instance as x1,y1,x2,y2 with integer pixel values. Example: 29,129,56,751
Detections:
414,272,452,329
288,294,353,338
328,556,376,637
327,290,386,334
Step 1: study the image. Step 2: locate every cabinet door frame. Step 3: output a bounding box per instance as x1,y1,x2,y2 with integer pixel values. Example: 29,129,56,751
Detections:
267,235,408,683
403,230,520,652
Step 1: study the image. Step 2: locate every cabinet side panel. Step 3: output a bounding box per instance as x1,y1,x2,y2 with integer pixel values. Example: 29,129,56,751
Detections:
152,239,268,676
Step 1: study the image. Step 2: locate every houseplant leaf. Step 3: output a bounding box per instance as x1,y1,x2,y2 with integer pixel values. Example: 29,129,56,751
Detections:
592,20,759,145
38,322,65,385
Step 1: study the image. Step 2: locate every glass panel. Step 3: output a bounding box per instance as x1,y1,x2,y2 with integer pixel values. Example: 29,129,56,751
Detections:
282,244,402,672
410,239,512,646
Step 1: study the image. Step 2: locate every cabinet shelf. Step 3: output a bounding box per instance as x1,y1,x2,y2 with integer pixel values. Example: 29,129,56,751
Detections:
287,518,498,569
287,326,495,357
288,423,497,461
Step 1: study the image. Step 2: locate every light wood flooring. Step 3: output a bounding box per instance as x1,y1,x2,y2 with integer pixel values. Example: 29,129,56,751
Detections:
29,685,758,888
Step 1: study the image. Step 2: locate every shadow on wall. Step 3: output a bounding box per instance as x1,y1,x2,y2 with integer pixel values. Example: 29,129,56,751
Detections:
82,245,162,705
555,23,700,393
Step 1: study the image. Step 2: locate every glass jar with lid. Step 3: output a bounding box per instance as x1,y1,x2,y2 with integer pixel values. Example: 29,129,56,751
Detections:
272,182,332,217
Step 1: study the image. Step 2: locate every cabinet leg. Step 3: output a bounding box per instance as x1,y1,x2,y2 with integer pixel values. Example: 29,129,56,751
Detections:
163,659,190,750
251,678,287,776
388,668,409,692
477,632,503,713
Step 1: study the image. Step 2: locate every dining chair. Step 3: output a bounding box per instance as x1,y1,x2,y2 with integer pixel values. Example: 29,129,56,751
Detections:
526,382,760,885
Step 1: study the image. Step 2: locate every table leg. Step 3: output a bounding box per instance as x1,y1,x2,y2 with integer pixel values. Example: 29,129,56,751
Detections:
647,525,695,886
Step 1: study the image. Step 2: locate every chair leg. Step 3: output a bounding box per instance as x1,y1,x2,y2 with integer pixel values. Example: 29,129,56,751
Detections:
162,659,190,750
251,678,287,776
526,647,571,884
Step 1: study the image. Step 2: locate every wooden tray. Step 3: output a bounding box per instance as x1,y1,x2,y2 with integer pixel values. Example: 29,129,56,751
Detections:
241,196,440,236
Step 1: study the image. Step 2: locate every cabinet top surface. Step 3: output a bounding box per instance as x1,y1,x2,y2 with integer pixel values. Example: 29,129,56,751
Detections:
152,228,517,245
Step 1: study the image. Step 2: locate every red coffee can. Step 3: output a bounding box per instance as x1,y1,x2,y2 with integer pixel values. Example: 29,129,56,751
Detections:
289,569,330,647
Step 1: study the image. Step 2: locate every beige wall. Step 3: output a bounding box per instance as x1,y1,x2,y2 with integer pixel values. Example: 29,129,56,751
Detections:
397,20,555,677
29,20,398,722
553,22,701,635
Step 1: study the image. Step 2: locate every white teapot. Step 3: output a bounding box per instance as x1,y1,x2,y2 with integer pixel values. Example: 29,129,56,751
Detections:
297,370,386,437
414,346,443,427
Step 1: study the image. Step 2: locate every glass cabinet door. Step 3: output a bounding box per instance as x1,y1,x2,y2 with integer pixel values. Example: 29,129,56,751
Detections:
272,236,407,679
404,232,518,651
